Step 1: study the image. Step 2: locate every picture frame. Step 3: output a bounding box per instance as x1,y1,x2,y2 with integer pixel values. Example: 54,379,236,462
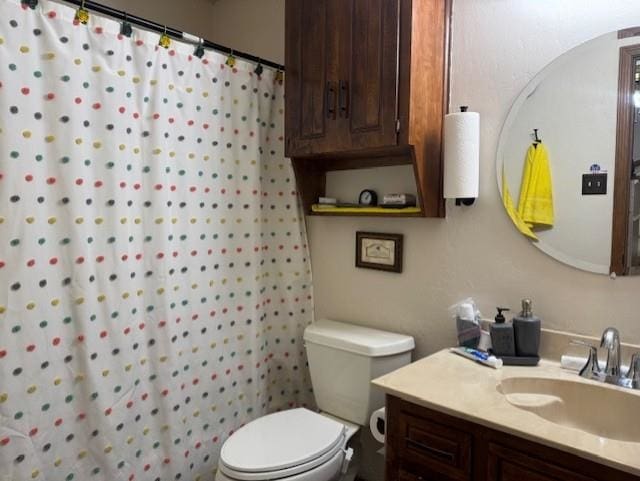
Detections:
355,232,403,273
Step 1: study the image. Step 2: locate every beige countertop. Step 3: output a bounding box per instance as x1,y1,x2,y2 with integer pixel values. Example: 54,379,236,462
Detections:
372,349,640,476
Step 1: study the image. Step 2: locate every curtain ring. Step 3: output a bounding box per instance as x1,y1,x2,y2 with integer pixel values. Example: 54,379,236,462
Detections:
75,0,90,24
159,25,171,49
21,0,38,10
120,11,133,37
254,59,264,76
194,39,205,59
226,49,236,68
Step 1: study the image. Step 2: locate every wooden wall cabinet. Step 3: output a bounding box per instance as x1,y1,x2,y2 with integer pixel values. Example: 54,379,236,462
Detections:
385,396,640,481
285,0,451,217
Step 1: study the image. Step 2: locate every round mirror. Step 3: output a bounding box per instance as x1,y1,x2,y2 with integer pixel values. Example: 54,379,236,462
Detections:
497,29,640,275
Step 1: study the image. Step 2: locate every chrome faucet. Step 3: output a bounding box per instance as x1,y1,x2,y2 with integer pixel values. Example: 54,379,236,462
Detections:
572,328,639,391
600,327,621,377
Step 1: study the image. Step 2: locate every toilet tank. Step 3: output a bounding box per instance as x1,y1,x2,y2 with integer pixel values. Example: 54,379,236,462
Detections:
303,319,414,426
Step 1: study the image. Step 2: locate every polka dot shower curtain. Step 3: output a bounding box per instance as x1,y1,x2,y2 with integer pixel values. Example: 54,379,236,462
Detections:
0,1,314,479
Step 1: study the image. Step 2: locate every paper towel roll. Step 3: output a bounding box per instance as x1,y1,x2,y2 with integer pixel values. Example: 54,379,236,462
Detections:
444,111,480,199
369,407,386,444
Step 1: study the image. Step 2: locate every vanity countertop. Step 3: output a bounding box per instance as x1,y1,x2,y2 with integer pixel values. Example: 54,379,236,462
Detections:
372,349,640,476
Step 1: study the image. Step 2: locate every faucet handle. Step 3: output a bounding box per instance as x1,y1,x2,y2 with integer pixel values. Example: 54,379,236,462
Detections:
626,353,640,388
570,340,601,378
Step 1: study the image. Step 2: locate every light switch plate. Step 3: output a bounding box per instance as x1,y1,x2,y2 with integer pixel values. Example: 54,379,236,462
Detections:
582,173,607,195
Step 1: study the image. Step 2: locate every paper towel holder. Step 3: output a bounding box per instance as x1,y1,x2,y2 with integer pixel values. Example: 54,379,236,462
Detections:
445,106,479,207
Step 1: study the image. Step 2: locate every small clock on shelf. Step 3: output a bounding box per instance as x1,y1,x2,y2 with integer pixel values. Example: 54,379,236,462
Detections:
358,189,378,206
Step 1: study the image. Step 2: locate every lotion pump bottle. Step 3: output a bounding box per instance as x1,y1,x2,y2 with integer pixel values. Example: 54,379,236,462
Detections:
513,299,541,357
490,307,515,357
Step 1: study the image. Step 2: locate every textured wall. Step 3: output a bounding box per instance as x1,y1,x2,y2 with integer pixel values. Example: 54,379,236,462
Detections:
309,1,640,359
98,0,216,40
209,0,285,65
102,0,286,67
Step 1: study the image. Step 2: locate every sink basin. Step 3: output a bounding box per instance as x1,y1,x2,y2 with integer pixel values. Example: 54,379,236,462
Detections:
498,376,640,443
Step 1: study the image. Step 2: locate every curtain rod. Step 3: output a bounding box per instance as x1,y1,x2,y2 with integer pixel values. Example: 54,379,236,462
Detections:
50,0,285,71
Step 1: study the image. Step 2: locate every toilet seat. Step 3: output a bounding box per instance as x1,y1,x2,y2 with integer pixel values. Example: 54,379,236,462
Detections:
216,448,345,481
218,408,347,481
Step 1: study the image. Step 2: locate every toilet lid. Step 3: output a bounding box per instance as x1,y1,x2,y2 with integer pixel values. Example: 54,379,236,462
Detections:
219,408,346,475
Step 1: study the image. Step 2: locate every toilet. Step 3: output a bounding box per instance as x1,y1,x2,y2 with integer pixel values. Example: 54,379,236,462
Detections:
215,319,414,481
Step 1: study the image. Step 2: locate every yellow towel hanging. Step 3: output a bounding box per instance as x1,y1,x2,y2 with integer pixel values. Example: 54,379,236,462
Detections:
502,166,537,240
517,143,554,228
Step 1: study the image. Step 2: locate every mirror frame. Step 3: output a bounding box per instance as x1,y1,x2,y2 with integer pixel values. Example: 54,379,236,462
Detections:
611,33,640,275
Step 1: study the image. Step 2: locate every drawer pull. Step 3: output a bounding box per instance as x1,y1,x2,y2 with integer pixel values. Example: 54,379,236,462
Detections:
406,438,455,462
325,81,337,119
339,80,350,118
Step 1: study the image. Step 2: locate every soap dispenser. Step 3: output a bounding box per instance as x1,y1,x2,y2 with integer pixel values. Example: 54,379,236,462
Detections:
513,299,541,357
490,307,515,357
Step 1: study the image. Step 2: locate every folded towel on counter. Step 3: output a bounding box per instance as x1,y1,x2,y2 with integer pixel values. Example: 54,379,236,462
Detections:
518,143,555,229
561,354,626,373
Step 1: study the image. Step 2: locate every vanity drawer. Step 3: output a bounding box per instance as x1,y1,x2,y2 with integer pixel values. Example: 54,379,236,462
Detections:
487,443,597,481
396,410,472,480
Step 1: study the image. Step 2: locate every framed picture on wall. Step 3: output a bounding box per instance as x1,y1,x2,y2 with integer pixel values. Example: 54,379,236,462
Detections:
355,232,403,273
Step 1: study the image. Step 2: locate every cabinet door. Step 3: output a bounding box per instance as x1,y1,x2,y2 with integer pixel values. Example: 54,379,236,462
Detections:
342,0,400,150
487,443,597,481
285,0,345,157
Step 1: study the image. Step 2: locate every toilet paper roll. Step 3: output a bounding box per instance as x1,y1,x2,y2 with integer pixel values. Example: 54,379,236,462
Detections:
443,111,480,199
369,407,386,444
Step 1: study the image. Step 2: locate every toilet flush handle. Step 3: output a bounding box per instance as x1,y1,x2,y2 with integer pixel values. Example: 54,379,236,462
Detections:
340,447,354,474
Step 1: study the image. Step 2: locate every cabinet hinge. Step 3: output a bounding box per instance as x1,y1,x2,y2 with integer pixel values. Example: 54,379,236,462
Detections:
395,119,400,133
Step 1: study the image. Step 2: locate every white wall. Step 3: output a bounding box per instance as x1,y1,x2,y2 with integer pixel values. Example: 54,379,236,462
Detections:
208,0,640,359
